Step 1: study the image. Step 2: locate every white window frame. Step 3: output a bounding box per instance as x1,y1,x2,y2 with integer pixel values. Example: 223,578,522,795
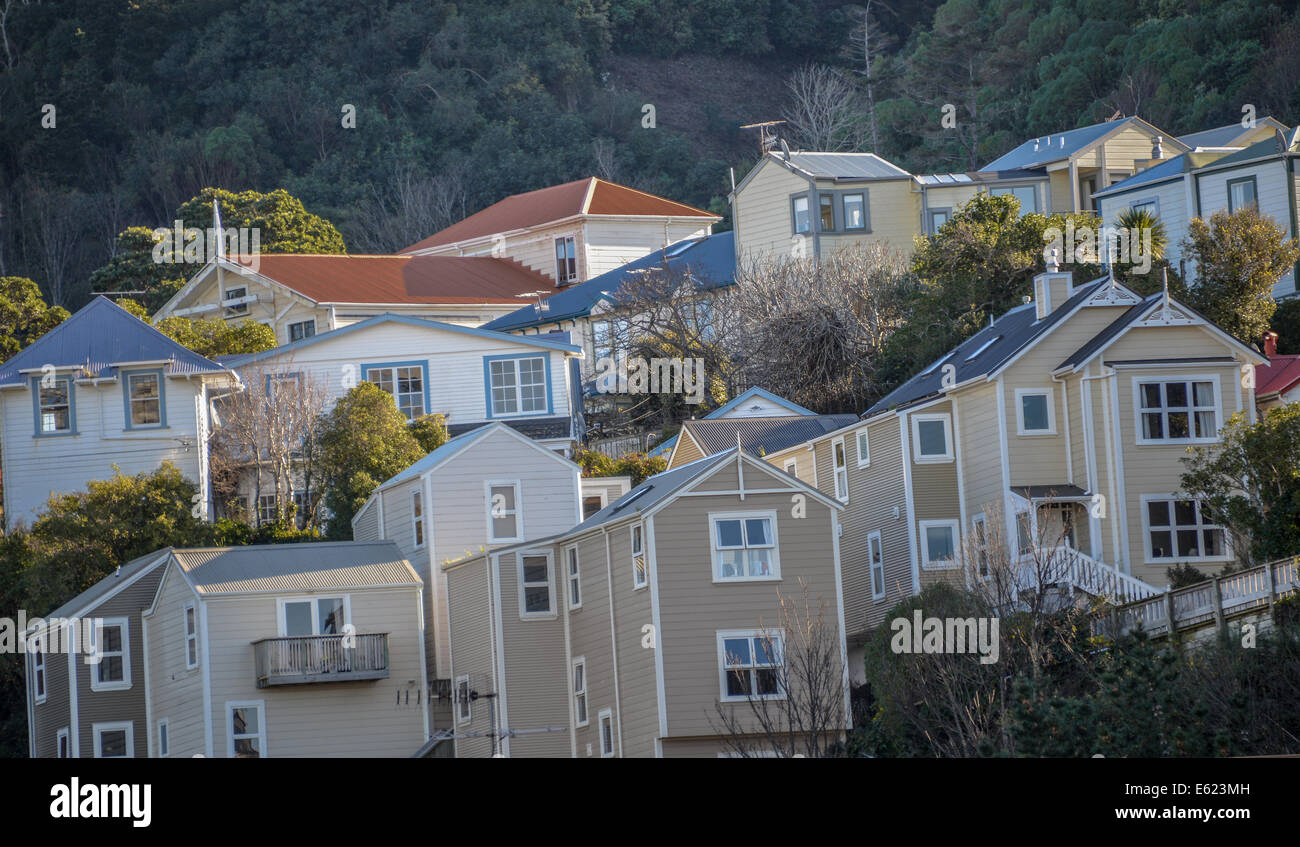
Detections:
89,617,132,692
257,493,278,524
631,524,647,589
971,513,991,579
919,519,960,571
1140,494,1231,564
411,488,425,549
717,629,786,703
456,675,472,725
485,480,523,543
183,601,199,670
32,637,46,703
517,550,556,619
1132,375,1222,446
125,370,164,429
56,727,69,758
555,235,578,283
867,530,885,600
572,658,589,728
566,545,582,610
92,721,135,758
287,319,316,342
598,708,615,757
157,718,170,757
911,413,954,462
365,364,427,421
1015,387,1056,435
782,458,797,477
226,700,267,758
856,429,870,467
275,595,351,636
709,510,781,582
488,355,548,417
831,436,849,502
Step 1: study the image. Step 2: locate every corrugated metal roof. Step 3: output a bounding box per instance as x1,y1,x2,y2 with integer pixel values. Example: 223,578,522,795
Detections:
683,414,858,456
402,178,717,253
1177,119,1288,149
1255,354,1300,397
41,548,174,622
569,451,734,534
982,120,1128,172
782,152,912,180
916,173,975,185
0,297,229,386
172,541,421,595
1093,154,1191,197
480,231,734,333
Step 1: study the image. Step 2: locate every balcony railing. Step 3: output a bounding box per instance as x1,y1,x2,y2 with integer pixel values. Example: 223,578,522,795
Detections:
252,633,389,687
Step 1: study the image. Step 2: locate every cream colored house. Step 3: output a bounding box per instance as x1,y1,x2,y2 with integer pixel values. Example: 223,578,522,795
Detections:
764,262,1265,679
442,448,849,758
25,542,428,758
402,177,719,288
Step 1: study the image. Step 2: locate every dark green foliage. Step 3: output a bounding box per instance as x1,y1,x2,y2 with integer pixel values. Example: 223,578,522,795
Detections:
0,277,70,363
574,448,667,486
407,414,450,455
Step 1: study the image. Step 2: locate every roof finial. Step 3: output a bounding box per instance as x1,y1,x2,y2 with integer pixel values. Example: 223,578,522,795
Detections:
1162,267,1170,306
1046,248,1059,273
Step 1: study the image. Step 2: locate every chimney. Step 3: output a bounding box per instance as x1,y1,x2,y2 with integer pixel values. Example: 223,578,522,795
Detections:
1032,249,1074,320
1264,331,1278,358
1152,136,1163,160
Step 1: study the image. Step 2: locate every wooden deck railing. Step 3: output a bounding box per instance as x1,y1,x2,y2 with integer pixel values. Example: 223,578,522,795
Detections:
252,633,390,687
1013,546,1161,606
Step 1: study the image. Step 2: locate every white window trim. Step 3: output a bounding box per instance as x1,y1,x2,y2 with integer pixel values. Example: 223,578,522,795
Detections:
89,616,132,692
598,707,615,757
32,637,46,703
911,413,955,463
631,524,647,589
517,550,557,619
971,513,991,580
572,657,589,728
709,510,781,583
92,721,135,758
831,436,849,502
1132,374,1223,446
919,519,961,571
157,718,170,758
56,727,70,758
411,488,425,550
485,480,524,543
856,429,870,467
565,545,582,610
782,458,797,476
183,600,199,670
488,355,549,418
1139,494,1232,565
867,530,885,600
456,674,472,725
1015,387,1057,436
716,628,786,703
275,595,352,637
226,699,267,758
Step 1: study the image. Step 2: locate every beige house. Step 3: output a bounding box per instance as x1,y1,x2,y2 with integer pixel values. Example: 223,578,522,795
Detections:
442,448,849,757
25,541,428,757
764,262,1265,679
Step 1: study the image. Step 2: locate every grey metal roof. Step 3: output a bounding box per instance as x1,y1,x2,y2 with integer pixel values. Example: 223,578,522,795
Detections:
1055,295,1156,371
682,414,858,456
172,541,421,595
1176,119,1287,149
446,416,573,441
0,296,229,386
782,152,912,180
916,173,975,185
1092,154,1190,197
41,548,174,622
568,451,735,534
982,119,1130,172
864,276,1111,416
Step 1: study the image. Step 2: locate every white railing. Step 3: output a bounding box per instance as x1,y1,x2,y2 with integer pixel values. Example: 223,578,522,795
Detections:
1012,546,1161,606
252,633,389,686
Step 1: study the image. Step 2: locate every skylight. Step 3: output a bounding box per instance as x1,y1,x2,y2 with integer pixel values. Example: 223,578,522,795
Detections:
964,336,1001,361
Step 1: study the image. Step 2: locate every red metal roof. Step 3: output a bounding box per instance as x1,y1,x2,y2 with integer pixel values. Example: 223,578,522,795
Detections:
238,254,555,304
401,177,717,253
1255,354,1300,398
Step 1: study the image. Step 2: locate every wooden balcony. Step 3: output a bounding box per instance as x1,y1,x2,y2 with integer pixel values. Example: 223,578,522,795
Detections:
252,633,389,687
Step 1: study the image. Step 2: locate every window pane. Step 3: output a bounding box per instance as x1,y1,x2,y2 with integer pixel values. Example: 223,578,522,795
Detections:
1142,413,1164,440
819,195,834,230
524,586,550,612
744,518,771,547
317,598,344,634
1166,382,1187,407
843,194,865,229
1174,500,1197,526
745,548,773,577
523,563,548,584
1203,529,1223,557
490,485,516,512
1021,394,1049,431
754,636,780,666
1176,529,1200,557
102,626,122,653
716,519,743,548
718,550,744,579
1167,412,1189,439
723,637,750,667
491,513,517,539
284,601,313,636
726,670,751,697
1140,383,1162,408
1192,382,1214,406
1195,411,1216,438
926,525,955,561
917,419,947,456
755,668,780,695
100,730,127,757
1150,530,1173,558
793,197,809,233
99,656,123,683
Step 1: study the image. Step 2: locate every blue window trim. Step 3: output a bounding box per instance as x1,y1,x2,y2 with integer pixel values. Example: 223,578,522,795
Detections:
31,374,77,437
360,360,430,419
483,353,553,419
263,371,304,397
121,367,168,431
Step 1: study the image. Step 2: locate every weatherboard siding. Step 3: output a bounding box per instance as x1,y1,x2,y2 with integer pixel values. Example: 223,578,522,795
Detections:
144,565,204,757
1195,158,1296,296
584,219,710,279
445,556,498,759
734,159,814,260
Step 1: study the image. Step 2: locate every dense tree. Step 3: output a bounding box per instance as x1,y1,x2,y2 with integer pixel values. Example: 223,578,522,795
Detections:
408,413,450,455
117,297,277,359
86,227,187,312
174,188,347,255
0,276,69,362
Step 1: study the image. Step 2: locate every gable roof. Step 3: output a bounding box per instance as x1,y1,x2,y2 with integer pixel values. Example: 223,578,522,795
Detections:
39,548,174,624
1177,117,1288,149
479,231,735,333
0,296,229,387
681,414,858,457
1092,149,1239,199
402,178,718,254
777,151,912,181
218,312,580,369
981,117,1180,172
1255,354,1300,398
170,541,421,595
648,386,815,459
1191,130,1300,173
864,276,1114,416
375,420,577,493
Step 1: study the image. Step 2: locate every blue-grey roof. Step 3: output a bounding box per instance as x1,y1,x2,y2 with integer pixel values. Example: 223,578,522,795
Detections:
1193,134,1298,171
220,312,580,369
1093,154,1191,198
864,276,1111,416
1177,120,1287,149
982,120,1129,172
682,414,858,456
479,231,735,334
782,152,912,180
648,387,814,458
0,296,228,386
569,451,734,534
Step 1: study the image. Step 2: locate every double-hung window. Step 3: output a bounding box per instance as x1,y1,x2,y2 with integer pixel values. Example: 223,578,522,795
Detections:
631,525,647,588
566,546,581,609
365,364,426,421
90,618,131,691
35,375,73,434
1144,498,1226,561
488,355,547,416
791,196,810,234
412,489,425,549
843,193,866,230
718,631,784,701
228,701,265,758
518,552,554,617
183,601,199,669
868,531,885,599
1136,378,1218,443
555,236,578,283
572,659,588,727
125,371,163,428
487,481,522,542
832,437,849,502
711,512,779,581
